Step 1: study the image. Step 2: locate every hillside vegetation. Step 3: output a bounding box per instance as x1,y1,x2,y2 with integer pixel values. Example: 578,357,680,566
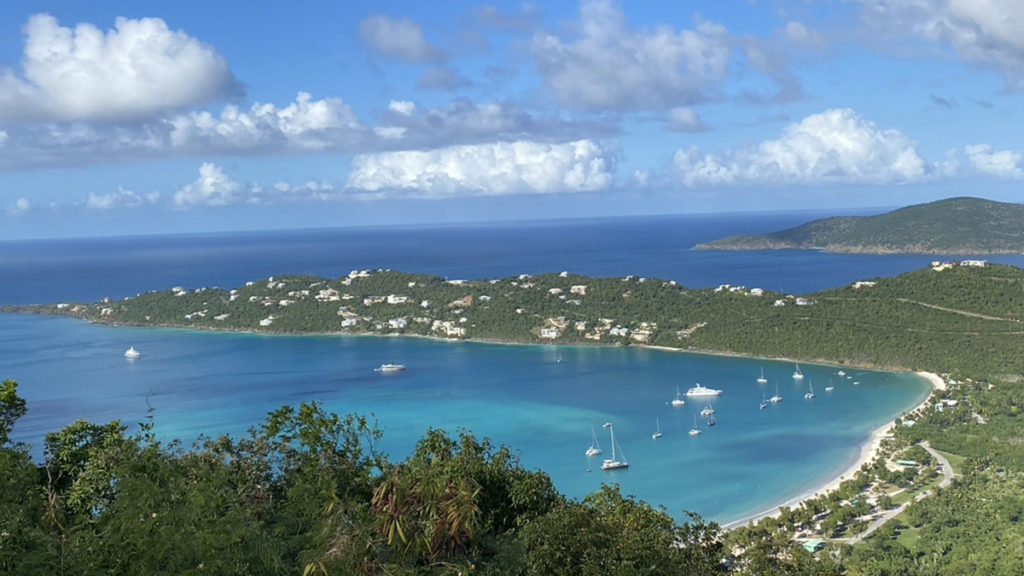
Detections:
21,262,1024,378
697,197,1024,254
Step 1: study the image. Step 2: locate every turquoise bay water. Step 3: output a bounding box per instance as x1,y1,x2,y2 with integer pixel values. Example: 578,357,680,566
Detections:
3,314,930,524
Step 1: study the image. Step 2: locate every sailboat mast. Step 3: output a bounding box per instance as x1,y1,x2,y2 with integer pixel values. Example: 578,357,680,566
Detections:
609,426,616,461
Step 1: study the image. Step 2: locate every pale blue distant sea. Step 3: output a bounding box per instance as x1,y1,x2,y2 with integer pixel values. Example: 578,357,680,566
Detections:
0,212,984,523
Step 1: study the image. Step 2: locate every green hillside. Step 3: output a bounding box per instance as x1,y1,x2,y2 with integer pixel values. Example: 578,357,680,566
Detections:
697,197,1024,254
16,262,1024,378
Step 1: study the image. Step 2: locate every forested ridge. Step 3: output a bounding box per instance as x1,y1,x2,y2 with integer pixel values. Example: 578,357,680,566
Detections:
697,197,1024,255
4,262,1024,573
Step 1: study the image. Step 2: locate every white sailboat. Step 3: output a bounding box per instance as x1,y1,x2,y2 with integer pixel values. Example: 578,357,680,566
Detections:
585,427,603,457
652,417,663,440
124,346,141,359
671,386,686,407
760,393,769,410
837,370,846,377
700,402,715,418
770,382,783,403
824,379,835,392
793,364,804,380
756,367,768,385
805,380,815,400
688,415,701,437
600,423,629,471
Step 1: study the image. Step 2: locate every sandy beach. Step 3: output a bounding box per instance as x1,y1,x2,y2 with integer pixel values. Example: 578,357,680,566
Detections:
723,370,945,530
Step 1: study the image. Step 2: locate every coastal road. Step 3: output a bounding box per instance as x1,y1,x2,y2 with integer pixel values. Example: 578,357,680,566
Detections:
835,441,954,546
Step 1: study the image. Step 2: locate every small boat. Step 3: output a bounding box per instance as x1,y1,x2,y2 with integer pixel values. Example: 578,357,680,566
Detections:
853,381,860,386
556,354,564,364
686,383,723,397
805,380,815,400
707,416,716,427
689,415,701,437
770,382,783,403
652,417,663,440
375,363,406,373
700,402,715,418
793,364,804,380
671,386,686,407
760,393,769,410
585,427,603,457
756,367,768,385
837,370,846,377
600,423,629,471
825,379,835,392
124,346,141,359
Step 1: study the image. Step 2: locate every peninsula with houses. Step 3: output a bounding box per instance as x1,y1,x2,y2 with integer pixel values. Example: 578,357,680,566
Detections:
696,197,1024,255
13,259,1024,377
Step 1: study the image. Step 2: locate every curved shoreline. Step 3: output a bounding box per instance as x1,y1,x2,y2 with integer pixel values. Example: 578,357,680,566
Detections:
722,371,944,530
10,313,941,528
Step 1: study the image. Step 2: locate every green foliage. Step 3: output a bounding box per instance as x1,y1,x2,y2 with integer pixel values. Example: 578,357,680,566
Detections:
700,196,1024,254
0,379,26,446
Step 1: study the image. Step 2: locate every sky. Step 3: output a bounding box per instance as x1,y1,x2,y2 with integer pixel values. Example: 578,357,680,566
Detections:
0,0,1022,239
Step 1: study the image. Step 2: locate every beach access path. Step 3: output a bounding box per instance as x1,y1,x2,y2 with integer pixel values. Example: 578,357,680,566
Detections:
834,441,954,546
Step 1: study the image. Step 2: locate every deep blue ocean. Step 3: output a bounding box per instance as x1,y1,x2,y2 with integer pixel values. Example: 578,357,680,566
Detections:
0,211,999,523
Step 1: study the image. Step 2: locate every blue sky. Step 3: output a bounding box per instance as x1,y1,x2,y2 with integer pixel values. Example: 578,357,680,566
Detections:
0,0,1022,239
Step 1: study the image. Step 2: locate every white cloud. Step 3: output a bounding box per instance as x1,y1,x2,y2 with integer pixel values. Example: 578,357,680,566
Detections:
0,14,237,122
673,108,930,186
375,99,611,148
346,139,613,197
86,187,155,210
781,21,825,47
965,144,1024,178
9,197,30,216
388,100,416,116
359,16,446,63
858,0,1024,86
666,107,708,133
173,162,241,207
0,130,7,146
532,0,730,111
168,92,364,152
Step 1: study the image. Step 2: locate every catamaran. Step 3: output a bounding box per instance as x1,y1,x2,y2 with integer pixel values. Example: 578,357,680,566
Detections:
824,379,835,392
671,386,686,407
600,422,629,471
688,415,701,437
124,346,141,359
375,363,406,373
770,382,783,403
792,364,804,380
586,427,603,457
837,370,846,377
652,418,663,440
756,367,768,385
686,383,723,397
700,402,715,418
805,380,815,400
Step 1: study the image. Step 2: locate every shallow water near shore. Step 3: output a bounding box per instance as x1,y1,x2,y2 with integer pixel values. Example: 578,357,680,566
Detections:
3,313,929,524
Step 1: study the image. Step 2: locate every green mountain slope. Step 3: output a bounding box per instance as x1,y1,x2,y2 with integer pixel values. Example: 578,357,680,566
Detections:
697,197,1024,254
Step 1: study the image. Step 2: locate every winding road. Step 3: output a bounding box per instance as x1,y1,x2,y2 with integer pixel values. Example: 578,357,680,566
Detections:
835,441,954,545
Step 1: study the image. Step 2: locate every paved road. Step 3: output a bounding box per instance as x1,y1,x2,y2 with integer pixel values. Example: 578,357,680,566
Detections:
834,441,954,545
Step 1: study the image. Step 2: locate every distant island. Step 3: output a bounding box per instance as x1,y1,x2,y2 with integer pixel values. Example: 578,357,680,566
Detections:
696,197,1024,255
11,261,1024,377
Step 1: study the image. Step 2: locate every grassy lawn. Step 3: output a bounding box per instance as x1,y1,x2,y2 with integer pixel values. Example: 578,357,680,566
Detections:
895,523,922,548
